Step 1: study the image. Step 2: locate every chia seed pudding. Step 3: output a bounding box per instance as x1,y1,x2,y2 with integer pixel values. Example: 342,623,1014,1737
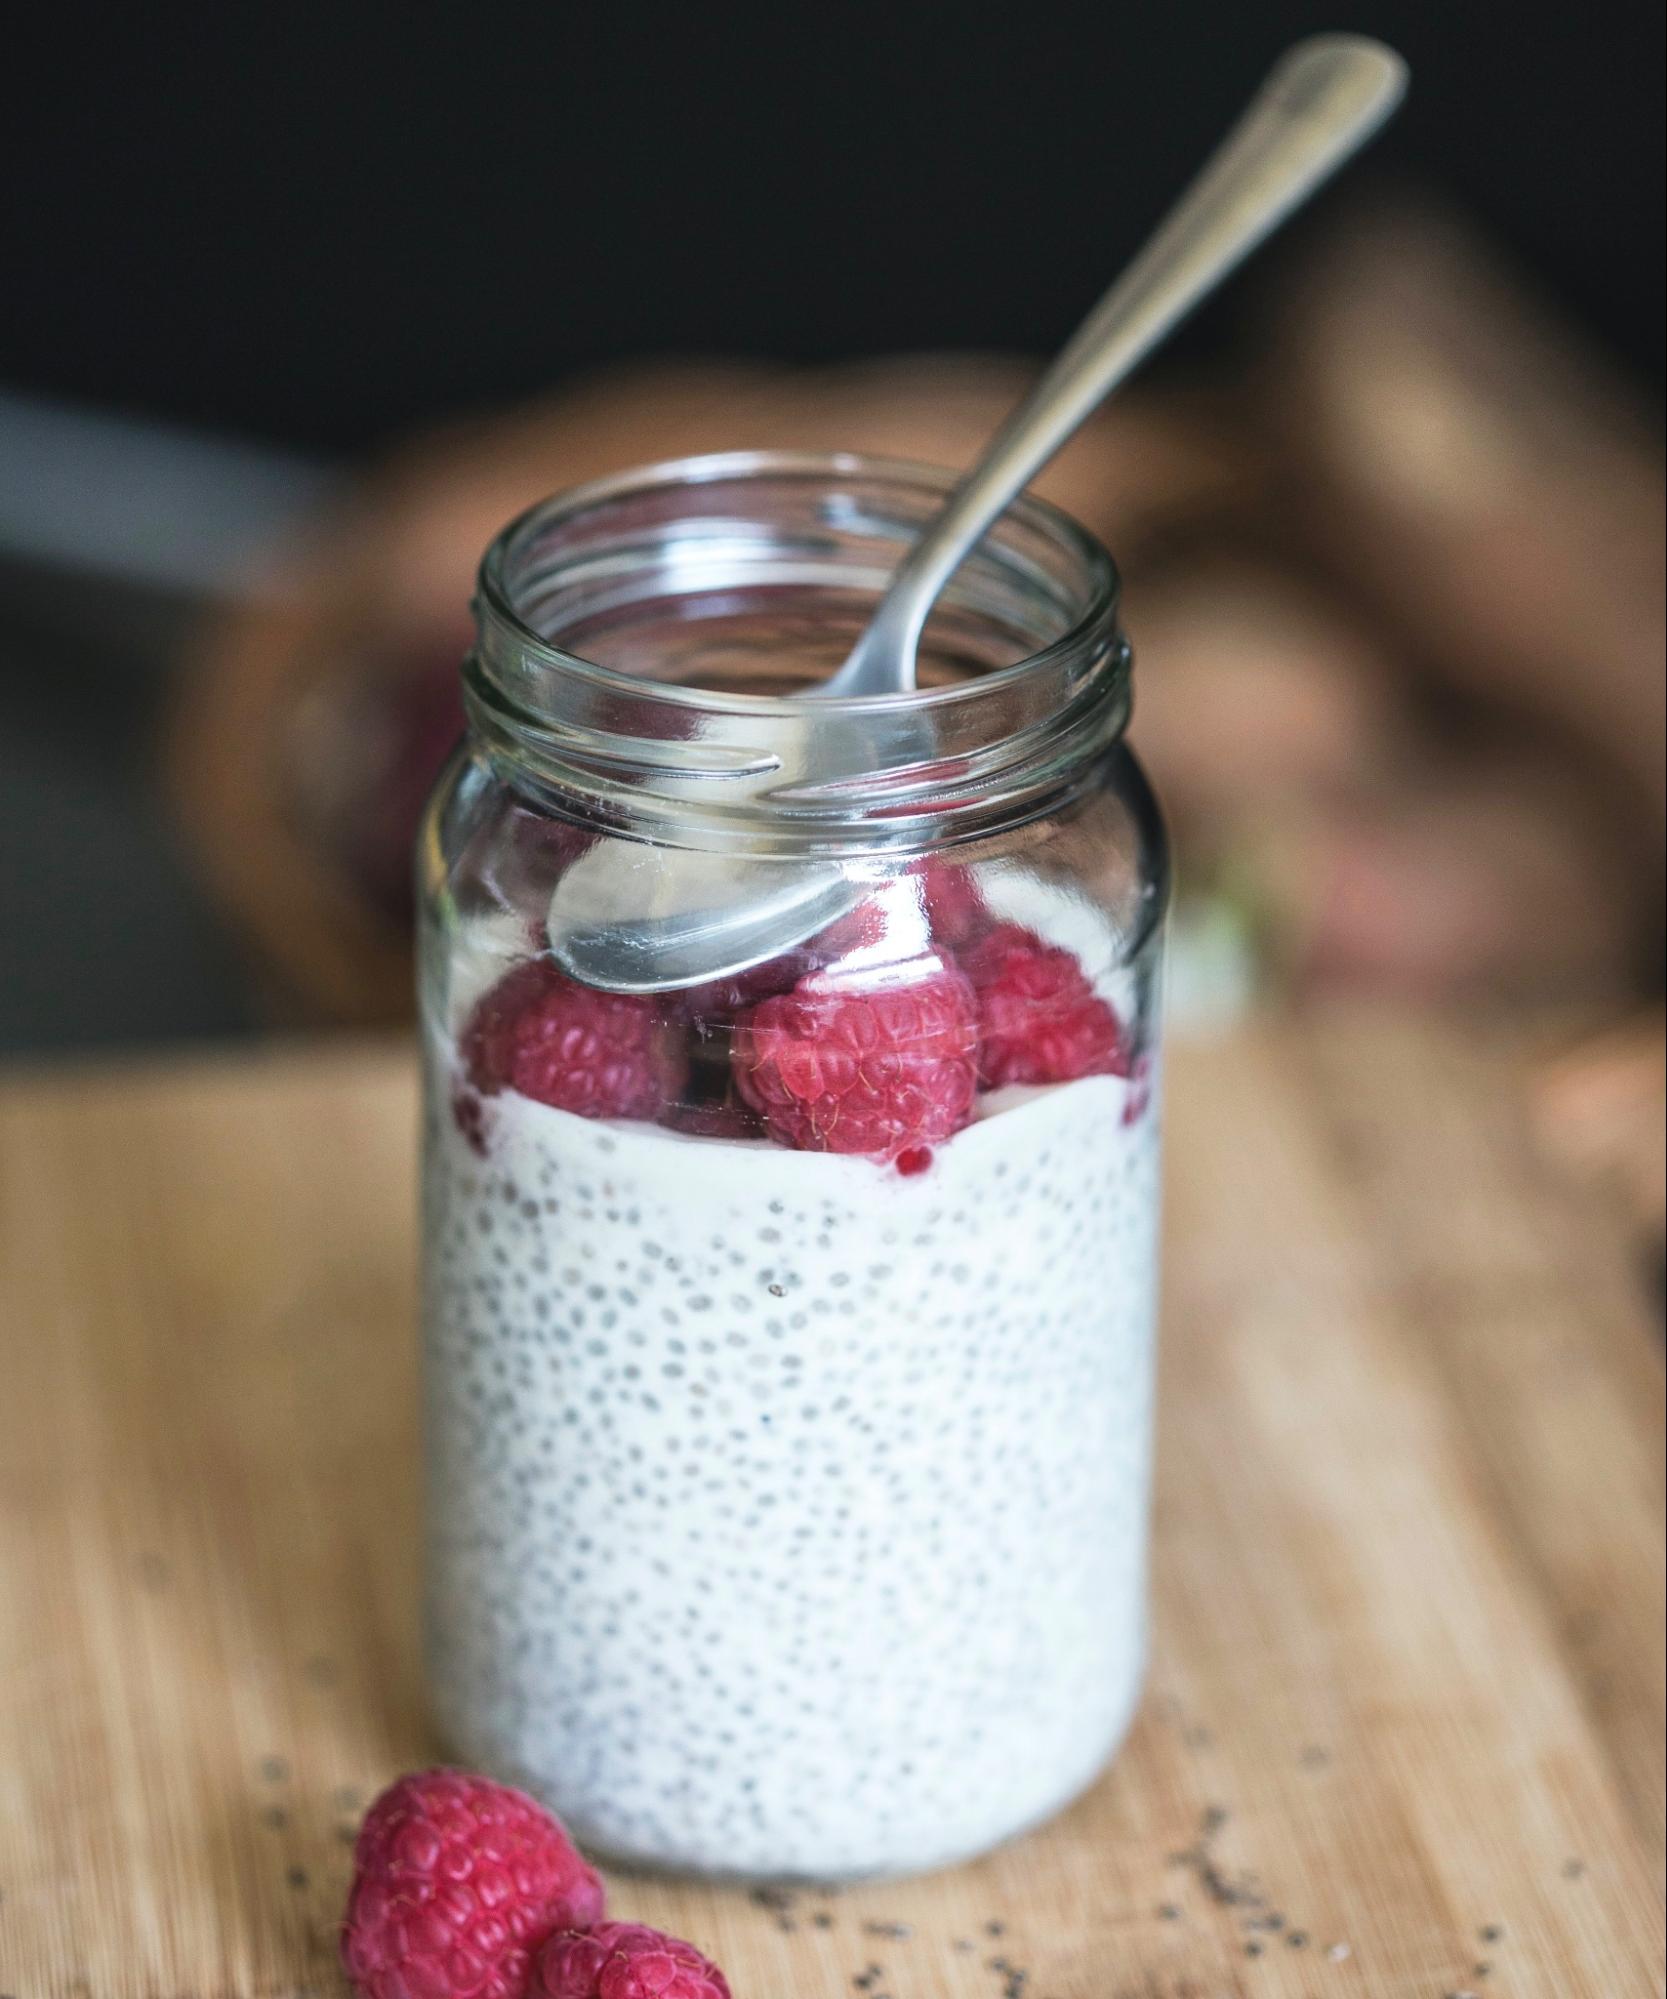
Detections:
423,976,1160,1881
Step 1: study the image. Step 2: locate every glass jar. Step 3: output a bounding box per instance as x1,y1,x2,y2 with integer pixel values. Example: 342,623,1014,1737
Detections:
417,451,1168,1882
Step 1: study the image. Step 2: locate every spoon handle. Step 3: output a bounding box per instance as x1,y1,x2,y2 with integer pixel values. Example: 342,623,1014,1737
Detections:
835,35,1407,694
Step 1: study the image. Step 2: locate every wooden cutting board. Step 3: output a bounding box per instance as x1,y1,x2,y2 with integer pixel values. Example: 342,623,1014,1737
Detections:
0,1017,1661,1998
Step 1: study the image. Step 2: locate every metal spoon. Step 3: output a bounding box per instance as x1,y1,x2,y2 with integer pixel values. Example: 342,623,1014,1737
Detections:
549,34,1407,993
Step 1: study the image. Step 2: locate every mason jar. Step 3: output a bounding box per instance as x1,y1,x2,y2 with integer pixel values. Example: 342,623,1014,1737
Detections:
417,451,1168,1882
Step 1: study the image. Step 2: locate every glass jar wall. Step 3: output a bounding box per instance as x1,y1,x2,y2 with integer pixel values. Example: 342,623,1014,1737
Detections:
418,453,1168,1880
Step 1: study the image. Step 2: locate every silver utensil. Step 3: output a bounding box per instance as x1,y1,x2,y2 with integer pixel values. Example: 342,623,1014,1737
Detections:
549,34,1407,993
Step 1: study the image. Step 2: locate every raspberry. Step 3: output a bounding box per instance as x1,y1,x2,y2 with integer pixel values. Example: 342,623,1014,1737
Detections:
463,961,686,1122
452,1083,490,1156
733,966,978,1161
963,923,1131,1087
1122,1050,1156,1125
341,1768,605,1999
677,950,807,1031
534,1923,731,1999
457,800,591,945
917,858,989,947
805,892,894,961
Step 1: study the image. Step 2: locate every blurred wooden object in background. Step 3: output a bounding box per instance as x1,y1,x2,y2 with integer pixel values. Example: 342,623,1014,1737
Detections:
1242,201,1665,1004
1531,1010,1667,1244
164,198,1665,1029
1263,199,1666,854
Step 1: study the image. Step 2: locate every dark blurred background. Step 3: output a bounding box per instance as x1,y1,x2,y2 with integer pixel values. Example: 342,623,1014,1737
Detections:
0,1,1662,1089
8,3,1664,439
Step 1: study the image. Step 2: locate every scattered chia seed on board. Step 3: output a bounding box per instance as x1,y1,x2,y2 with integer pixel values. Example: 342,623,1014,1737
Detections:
724,1803,1522,1998
1168,1803,1268,1912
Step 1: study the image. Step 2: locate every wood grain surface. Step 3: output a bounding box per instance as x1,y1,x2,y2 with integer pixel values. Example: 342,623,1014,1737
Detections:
0,1018,1661,1999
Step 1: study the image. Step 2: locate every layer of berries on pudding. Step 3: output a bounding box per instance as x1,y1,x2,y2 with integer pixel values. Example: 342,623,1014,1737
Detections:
422,857,1161,1880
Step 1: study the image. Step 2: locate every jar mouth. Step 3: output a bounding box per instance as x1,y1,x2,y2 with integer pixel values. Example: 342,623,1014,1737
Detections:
478,448,1120,715
467,450,1131,855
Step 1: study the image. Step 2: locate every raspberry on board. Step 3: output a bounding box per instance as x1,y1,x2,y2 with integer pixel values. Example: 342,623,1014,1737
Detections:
535,1922,732,1999
462,960,687,1123
732,965,979,1161
963,922,1132,1087
341,1768,605,1999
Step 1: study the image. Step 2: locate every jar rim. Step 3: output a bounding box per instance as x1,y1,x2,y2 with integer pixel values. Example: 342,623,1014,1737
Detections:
464,448,1135,857
475,447,1121,717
